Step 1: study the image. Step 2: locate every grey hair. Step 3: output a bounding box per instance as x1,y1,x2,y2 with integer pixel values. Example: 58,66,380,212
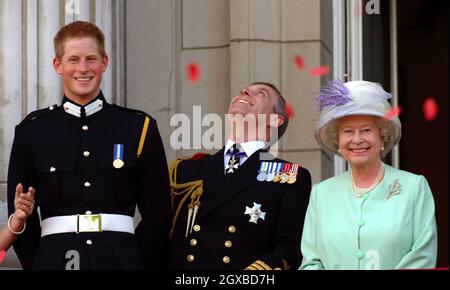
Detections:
250,82,289,140
328,116,397,158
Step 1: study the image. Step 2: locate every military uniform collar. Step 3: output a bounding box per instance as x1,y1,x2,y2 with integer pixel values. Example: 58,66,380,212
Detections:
62,92,106,118
224,139,267,159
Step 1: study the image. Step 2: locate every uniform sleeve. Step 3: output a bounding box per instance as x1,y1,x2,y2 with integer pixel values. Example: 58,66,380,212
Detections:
395,175,438,269
299,184,325,270
7,125,41,270
245,168,312,270
134,118,172,269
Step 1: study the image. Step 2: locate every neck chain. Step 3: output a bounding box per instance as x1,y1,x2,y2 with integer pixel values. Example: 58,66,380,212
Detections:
351,163,384,198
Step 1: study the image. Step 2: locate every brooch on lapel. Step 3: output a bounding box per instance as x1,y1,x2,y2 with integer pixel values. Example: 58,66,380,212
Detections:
385,179,402,200
244,202,266,224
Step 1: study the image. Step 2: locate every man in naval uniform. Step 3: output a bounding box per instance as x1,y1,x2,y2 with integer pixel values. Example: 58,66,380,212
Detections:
169,82,312,270
7,21,171,270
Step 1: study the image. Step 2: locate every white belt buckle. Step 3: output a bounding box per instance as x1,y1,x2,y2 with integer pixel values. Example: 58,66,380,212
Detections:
76,214,102,233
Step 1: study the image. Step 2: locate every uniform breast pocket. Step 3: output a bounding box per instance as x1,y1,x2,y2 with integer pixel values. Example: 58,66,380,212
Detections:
97,156,138,205
35,158,78,208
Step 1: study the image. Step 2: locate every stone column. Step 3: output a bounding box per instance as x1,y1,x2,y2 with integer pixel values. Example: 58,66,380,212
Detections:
178,0,231,157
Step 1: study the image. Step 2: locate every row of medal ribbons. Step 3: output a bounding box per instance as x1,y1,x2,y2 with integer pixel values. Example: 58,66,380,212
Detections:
256,162,299,184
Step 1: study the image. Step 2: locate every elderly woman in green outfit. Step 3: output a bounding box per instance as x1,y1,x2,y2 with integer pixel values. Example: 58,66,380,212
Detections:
300,80,437,270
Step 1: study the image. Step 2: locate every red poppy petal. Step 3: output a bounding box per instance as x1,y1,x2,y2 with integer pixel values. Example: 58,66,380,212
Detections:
310,66,330,77
384,106,402,120
294,55,305,70
187,62,200,83
0,250,6,264
423,97,438,122
284,103,295,119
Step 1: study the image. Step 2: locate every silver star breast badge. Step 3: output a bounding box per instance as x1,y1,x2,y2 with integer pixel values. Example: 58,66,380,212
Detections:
244,202,266,224
386,179,402,200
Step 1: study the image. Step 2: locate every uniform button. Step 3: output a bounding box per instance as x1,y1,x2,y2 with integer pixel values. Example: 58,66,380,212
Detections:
223,256,230,264
228,226,236,233
190,239,197,247
193,225,201,232
50,167,56,172
83,151,90,157
187,255,195,262
224,240,232,248
356,250,364,259
84,182,91,187
86,240,93,245
82,125,89,131
85,211,92,215
358,219,365,226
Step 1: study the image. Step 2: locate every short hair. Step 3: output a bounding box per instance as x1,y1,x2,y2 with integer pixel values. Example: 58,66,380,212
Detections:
328,116,397,158
54,21,106,61
250,82,289,140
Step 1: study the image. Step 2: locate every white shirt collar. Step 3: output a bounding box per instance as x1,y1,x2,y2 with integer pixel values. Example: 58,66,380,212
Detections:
63,99,104,118
224,139,267,159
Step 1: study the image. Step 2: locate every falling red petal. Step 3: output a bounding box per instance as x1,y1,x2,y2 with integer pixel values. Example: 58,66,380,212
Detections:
384,106,402,120
0,250,6,264
423,97,438,122
284,103,295,119
310,66,330,77
294,55,305,70
187,62,200,83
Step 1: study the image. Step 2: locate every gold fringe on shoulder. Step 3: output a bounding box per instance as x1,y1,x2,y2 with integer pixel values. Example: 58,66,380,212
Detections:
169,158,204,239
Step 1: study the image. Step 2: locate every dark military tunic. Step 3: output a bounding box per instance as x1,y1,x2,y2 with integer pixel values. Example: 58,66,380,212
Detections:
7,92,171,270
168,149,312,270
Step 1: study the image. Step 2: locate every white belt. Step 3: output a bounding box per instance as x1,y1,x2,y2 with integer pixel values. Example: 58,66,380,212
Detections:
41,214,135,237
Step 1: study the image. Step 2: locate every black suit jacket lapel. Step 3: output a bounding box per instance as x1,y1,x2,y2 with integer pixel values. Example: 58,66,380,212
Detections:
196,149,263,220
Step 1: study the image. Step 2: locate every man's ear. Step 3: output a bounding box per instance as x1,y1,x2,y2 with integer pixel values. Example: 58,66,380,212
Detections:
269,114,284,128
53,57,62,74
101,54,109,73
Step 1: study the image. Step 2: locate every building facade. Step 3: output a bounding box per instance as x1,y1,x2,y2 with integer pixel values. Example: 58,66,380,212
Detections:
1,0,447,269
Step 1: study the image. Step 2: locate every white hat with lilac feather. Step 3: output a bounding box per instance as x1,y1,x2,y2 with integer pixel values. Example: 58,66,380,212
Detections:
314,80,402,156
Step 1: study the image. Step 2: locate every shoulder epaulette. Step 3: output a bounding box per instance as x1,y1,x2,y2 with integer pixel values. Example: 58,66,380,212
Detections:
169,158,204,239
111,104,153,158
112,103,151,118
18,105,58,127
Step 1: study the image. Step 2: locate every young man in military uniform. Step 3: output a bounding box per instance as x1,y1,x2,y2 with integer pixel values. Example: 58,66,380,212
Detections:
7,21,171,270
169,82,312,270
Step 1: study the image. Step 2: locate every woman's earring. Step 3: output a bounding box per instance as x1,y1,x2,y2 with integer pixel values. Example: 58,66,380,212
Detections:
381,145,385,151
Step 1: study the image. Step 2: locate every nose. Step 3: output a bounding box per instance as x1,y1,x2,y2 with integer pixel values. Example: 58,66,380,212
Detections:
240,88,250,96
77,59,89,72
352,132,363,144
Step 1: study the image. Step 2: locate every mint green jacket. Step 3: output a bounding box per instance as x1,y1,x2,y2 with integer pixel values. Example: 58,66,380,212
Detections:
300,164,437,270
